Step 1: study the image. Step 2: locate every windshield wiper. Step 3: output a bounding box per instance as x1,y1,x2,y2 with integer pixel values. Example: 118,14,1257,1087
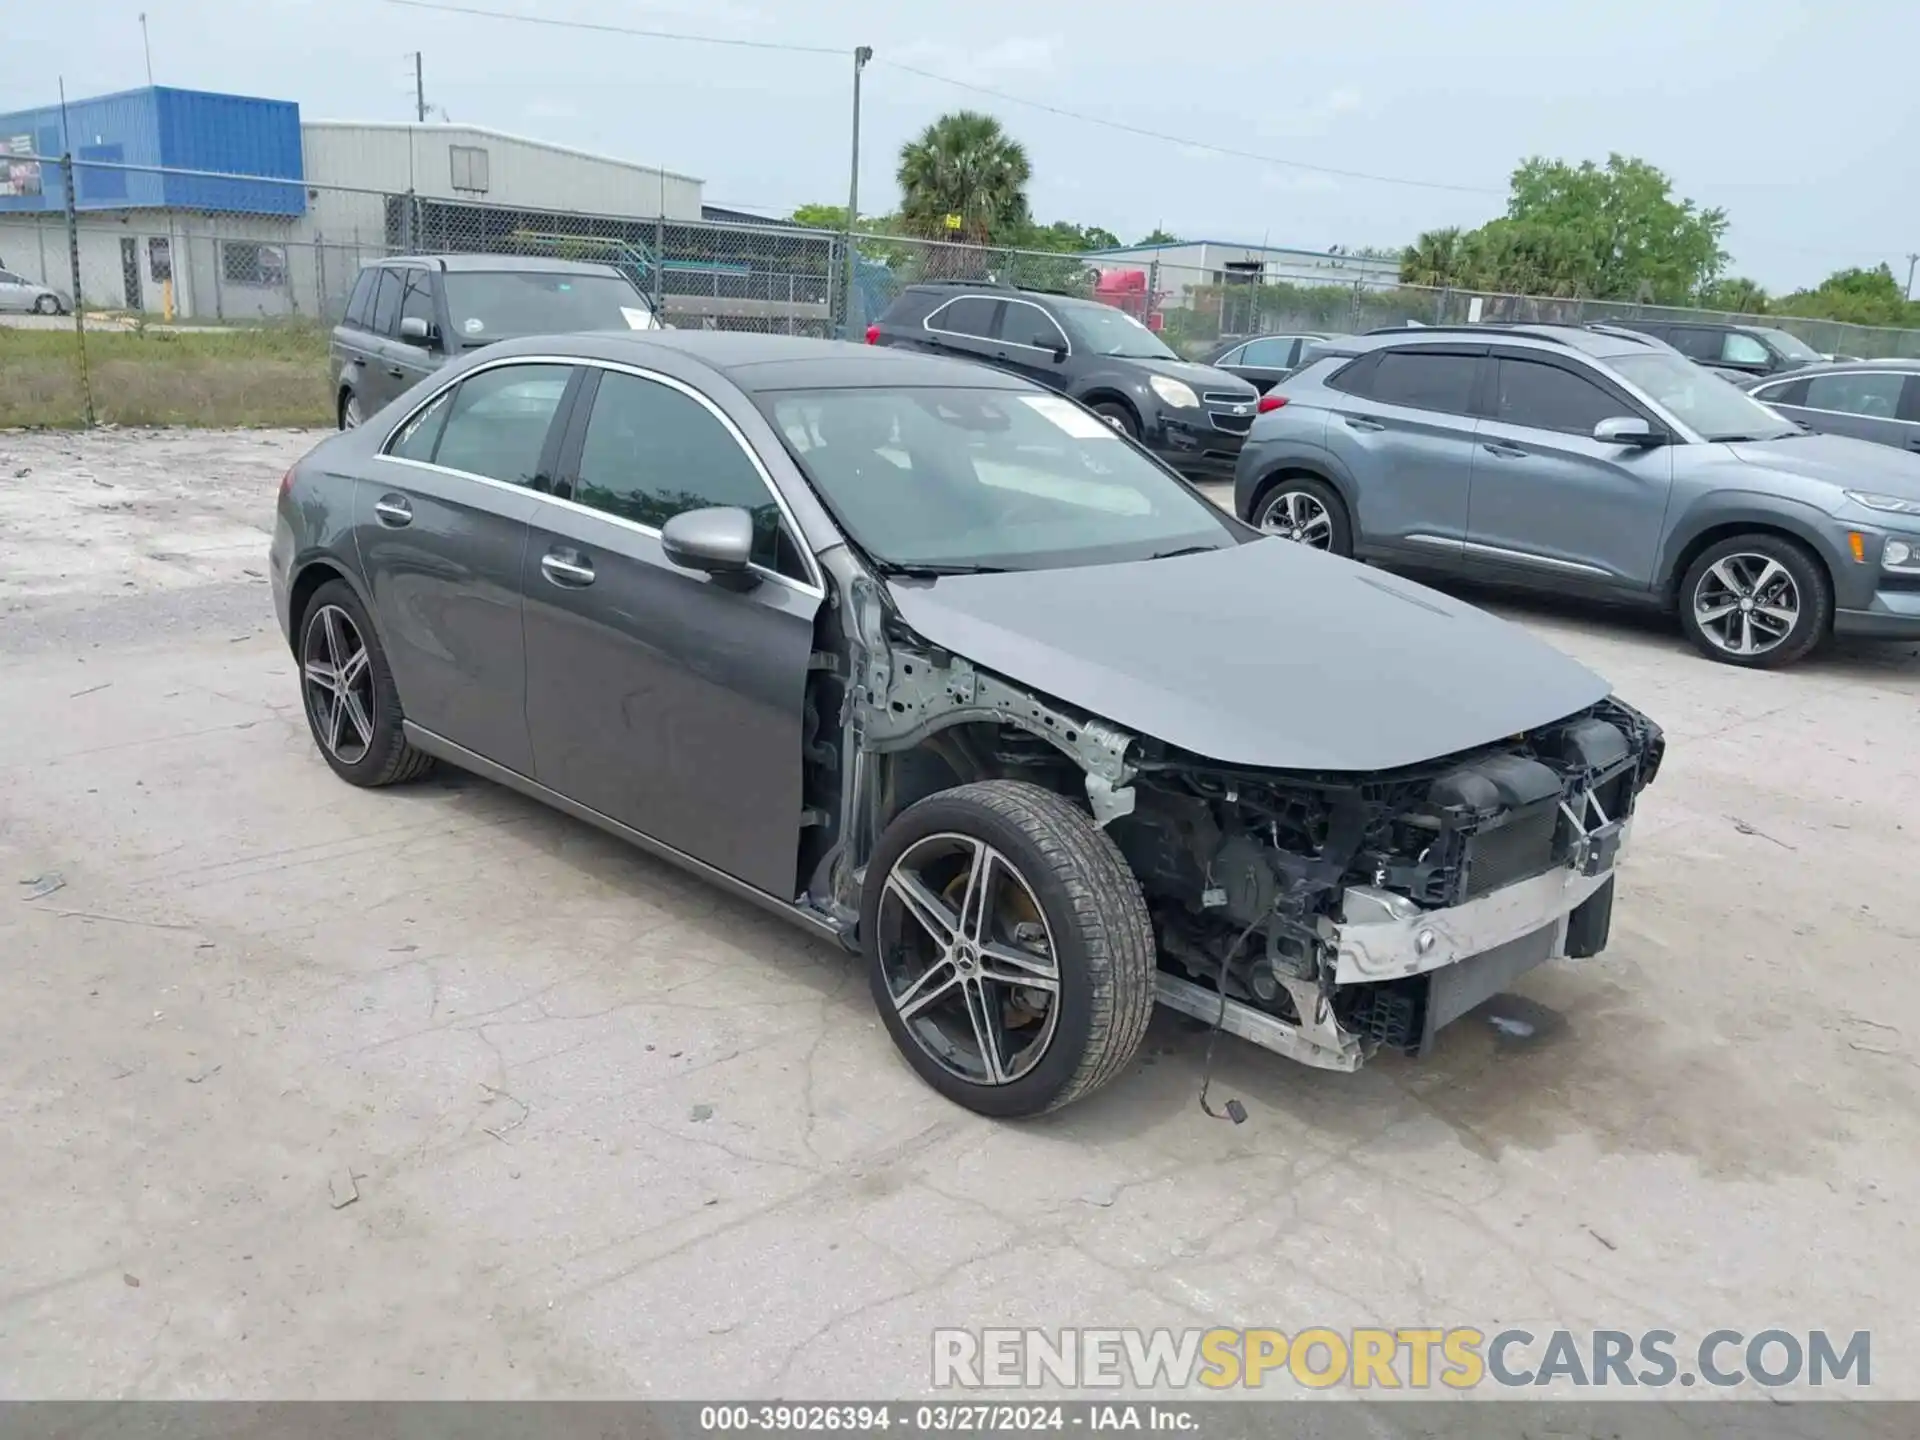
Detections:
1145,544,1222,560
880,561,1014,578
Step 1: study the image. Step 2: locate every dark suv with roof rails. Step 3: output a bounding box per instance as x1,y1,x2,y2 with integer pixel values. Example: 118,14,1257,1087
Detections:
1609,319,1824,381
1233,322,1920,667
867,281,1260,479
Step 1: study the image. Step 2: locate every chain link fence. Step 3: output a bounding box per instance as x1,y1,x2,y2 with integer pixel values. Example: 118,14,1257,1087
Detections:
6,149,1920,428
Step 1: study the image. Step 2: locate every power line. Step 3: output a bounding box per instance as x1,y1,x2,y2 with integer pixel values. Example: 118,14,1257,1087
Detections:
380,0,1498,197
877,62,1504,197
384,0,844,56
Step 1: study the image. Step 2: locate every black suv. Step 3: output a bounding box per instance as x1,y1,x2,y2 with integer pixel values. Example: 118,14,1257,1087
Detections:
330,255,657,430
867,282,1260,478
1611,320,1824,382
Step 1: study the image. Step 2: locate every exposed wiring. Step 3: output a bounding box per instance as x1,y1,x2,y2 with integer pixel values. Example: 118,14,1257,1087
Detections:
1197,912,1265,1124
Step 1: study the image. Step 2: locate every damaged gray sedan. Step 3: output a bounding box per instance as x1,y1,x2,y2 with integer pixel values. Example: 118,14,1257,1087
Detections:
269,332,1664,1117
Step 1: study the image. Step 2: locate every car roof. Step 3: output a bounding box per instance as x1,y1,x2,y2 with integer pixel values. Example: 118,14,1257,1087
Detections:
472,329,1034,392
1340,323,1659,360
370,253,626,277
1756,357,1920,378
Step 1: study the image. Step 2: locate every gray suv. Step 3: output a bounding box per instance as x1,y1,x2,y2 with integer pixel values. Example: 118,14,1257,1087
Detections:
1232,324,1920,667
331,254,657,430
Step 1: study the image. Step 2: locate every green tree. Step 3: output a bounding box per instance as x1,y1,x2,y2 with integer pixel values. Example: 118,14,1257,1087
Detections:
1019,219,1121,253
1502,154,1728,302
788,203,848,231
1135,228,1179,247
1698,276,1770,315
1775,264,1915,326
1399,227,1467,287
896,111,1032,245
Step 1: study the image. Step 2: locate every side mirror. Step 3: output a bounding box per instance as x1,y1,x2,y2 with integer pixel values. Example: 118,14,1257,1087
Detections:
1050,343,1068,364
1593,416,1666,448
398,315,436,347
661,506,756,581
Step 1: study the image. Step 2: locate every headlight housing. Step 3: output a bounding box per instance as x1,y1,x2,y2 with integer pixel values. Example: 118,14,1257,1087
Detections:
1148,375,1200,409
1844,490,1920,517
1884,538,1920,573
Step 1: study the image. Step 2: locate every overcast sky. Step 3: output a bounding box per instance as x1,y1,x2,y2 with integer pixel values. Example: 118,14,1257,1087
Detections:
7,0,1916,290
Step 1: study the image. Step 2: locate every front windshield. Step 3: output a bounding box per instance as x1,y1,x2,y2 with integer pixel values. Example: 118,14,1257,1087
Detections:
1753,327,1822,363
441,271,654,344
1609,352,1800,442
762,386,1238,571
1051,297,1179,359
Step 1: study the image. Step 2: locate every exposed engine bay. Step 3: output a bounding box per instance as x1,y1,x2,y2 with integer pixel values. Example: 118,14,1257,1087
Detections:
812,574,1665,1071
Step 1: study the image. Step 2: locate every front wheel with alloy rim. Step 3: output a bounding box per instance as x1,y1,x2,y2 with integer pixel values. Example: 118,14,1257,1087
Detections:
33,295,60,315
1678,534,1832,668
297,579,435,785
1253,475,1352,557
862,780,1156,1117
1089,401,1139,439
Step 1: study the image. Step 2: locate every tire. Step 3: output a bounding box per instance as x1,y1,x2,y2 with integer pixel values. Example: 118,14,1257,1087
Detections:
1677,533,1831,668
33,294,59,316
1251,474,1352,557
297,579,435,787
339,387,363,430
861,780,1156,1117
1089,401,1139,439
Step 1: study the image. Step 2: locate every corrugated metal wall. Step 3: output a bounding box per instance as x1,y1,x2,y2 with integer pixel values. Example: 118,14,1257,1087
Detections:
0,87,302,216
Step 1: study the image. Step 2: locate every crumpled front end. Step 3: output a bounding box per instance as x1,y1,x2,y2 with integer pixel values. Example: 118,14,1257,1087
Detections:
1116,698,1665,1071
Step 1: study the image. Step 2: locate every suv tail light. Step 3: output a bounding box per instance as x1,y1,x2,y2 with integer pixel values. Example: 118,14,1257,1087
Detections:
864,324,880,345
1257,393,1288,414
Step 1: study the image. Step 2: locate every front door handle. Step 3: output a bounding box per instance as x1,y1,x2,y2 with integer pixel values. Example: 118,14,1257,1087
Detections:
540,550,596,588
1482,442,1527,458
1343,416,1386,432
1907,437,1920,452
373,495,413,527
386,365,406,379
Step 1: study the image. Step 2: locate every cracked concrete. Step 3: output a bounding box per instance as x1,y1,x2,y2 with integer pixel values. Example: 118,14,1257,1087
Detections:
2,430,1918,1400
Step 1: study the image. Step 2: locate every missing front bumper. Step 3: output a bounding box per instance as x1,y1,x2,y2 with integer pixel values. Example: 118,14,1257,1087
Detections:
1155,831,1628,1072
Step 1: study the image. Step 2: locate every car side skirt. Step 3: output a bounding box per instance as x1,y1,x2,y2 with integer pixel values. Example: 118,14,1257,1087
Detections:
402,723,852,948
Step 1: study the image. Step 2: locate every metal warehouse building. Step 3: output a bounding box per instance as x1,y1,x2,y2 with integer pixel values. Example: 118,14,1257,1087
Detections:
0,86,713,322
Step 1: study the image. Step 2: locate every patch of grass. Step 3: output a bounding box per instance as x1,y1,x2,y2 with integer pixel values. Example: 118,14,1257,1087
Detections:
0,325,333,428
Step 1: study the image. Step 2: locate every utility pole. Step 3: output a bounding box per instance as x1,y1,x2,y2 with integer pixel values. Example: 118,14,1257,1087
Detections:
139,13,154,85
842,45,872,340
414,52,427,123
1906,252,1919,303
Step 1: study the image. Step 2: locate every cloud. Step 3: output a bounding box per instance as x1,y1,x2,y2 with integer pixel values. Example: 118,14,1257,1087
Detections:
892,35,1061,82
1325,87,1363,115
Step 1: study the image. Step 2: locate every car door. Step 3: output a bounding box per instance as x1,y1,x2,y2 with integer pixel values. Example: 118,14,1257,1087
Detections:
1716,330,1778,380
988,298,1073,392
917,294,1005,367
1752,369,1919,452
356,360,580,776
1217,336,1300,393
520,362,824,899
1465,352,1675,589
1320,344,1485,560
389,266,446,389
360,267,409,412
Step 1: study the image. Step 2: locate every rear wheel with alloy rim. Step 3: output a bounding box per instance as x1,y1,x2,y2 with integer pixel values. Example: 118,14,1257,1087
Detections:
862,780,1155,1117
1678,534,1831,668
339,388,363,430
1254,475,1352,557
298,579,434,785
1090,401,1138,439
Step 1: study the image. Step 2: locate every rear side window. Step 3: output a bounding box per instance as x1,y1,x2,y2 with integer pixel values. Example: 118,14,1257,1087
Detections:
1803,370,1908,418
926,295,1001,338
369,269,403,338
427,363,573,486
344,268,379,329
1355,349,1479,415
1667,328,1721,361
1490,358,1625,435
1240,337,1296,367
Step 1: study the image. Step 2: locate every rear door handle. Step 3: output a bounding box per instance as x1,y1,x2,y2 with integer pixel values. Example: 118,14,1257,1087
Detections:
373,495,412,527
1343,416,1386,432
540,549,595,588
1482,442,1527,458
386,365,406,378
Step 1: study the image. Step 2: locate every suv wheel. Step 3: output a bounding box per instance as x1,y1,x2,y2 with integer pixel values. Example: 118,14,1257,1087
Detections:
339,388,363,430
1253,476,1352,557
1089,402,1138,439
1678,534,1831,668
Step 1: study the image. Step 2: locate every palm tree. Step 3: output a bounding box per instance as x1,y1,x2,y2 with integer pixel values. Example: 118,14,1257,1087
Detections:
896,111,1032,247
1399,227,1465,288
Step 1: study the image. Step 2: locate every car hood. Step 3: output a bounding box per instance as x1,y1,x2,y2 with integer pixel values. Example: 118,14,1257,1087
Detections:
883,540,1612,773
1119,355,1256,397
1726,431,1920,503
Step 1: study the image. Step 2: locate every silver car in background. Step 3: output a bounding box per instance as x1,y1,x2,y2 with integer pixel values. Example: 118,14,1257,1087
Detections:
1233,324,1920,668
1744,359,1920,455
0,266,69,314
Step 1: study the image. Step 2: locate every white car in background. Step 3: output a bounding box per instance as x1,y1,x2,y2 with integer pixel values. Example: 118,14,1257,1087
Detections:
0,267,69,314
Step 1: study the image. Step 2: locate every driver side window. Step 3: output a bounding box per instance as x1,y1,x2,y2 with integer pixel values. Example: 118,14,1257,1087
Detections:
1721,333,1771,366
